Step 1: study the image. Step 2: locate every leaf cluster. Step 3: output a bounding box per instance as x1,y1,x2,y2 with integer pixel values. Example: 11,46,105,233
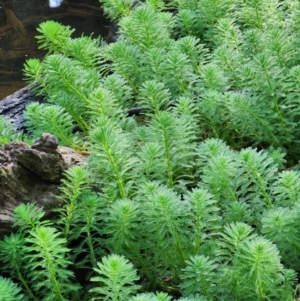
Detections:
2,0,300,300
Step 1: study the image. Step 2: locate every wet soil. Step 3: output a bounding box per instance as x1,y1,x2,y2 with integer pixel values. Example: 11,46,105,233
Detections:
0,0,110,98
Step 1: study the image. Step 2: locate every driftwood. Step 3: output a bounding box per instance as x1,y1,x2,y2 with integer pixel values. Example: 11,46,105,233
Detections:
0,84,44,132
0,86,86,238
0,133,86,238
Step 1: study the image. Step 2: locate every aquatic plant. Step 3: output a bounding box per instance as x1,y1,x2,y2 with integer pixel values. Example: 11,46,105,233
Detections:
1,0,300,300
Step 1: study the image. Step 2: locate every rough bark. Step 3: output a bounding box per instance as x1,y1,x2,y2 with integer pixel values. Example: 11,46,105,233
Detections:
0,133,86,238
0,84,44,132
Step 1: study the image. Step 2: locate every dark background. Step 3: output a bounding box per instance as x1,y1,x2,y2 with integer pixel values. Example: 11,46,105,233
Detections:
0,0,109,98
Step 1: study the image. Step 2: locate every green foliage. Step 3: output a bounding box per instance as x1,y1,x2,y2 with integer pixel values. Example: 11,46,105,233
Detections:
180,255,218,299
88,117,138,199
24,226,79,301
147,111,197,188
236,237,284,300
271,170,300,206
63,36,106,72
88,86,124,120
0,234,37,301
24,102,84,149
23,59,43,86
0,116,23,145
100,74,134,109
107,41,144,88
90,254,140,300
57,166,90,242
141,184,190,272
0,277,25,301
69,192,107,271
36,20,75,53
99,0,135,20
0,204,79,301
130,292,173,301
3,0,300,300
13,203,52,231
185,189,220,254
137,80,172,114
104,199,141,256
217,222,257,262
261,207,300,269
119,6,172,50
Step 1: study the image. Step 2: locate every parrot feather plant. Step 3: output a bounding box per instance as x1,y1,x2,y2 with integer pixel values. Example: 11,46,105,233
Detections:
1,0,300,300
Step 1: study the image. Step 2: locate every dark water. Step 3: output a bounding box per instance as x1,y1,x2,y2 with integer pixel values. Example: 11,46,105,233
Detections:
0,0,110,98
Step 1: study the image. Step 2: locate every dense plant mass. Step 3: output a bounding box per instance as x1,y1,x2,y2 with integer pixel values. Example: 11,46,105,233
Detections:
2,0,300,300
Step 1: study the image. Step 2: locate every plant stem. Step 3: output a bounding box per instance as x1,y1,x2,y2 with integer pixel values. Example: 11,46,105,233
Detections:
162,130,174,188
86,224,97,270
14,260,39,301
44,245,65,301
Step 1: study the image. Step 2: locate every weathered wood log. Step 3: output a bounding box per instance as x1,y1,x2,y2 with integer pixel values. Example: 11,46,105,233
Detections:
0,84,44,132
0,86,86,239
0,133,86,239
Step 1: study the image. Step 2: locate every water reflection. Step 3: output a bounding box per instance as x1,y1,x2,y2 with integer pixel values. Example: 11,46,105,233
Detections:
49,0,63,8
0,0,109,98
